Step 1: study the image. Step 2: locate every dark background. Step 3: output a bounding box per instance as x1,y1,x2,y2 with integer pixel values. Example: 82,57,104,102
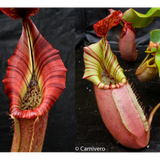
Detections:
0,8,75,152
75,8,160,152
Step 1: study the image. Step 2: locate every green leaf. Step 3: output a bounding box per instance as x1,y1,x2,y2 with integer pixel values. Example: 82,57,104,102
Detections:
155,46,160,76
150,29,160,44
146,8,160,16
121,8,160,28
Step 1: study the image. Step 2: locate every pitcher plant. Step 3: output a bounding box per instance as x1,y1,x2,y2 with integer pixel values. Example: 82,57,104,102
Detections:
136,29,160,82
83,9,160,149
120,8,160,61
1,8,67,152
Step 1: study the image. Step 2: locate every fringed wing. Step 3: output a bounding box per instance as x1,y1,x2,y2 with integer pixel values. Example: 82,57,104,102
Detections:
83,39,126,89
3,18,67,118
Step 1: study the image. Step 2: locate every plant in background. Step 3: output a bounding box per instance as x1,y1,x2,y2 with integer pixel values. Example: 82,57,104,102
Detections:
83,9,160,149
119,8,160,61
119,19,137,61
1,8,67,152
136,29,160,82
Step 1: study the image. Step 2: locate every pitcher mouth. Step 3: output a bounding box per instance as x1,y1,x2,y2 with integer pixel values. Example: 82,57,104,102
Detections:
101,70,120,86
135,53,158,82
147,57,157,67
3,16,67,119
83,38,127,90
99,69,127,89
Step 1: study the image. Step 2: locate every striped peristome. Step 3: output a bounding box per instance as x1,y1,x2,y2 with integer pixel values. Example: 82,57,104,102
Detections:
83,38,127,89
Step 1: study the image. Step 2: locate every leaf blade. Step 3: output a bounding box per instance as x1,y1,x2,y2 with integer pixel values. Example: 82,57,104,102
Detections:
121,8,160,28
155,46,160,76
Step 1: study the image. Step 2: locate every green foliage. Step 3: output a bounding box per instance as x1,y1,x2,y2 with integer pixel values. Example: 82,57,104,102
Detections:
121,8,160,28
